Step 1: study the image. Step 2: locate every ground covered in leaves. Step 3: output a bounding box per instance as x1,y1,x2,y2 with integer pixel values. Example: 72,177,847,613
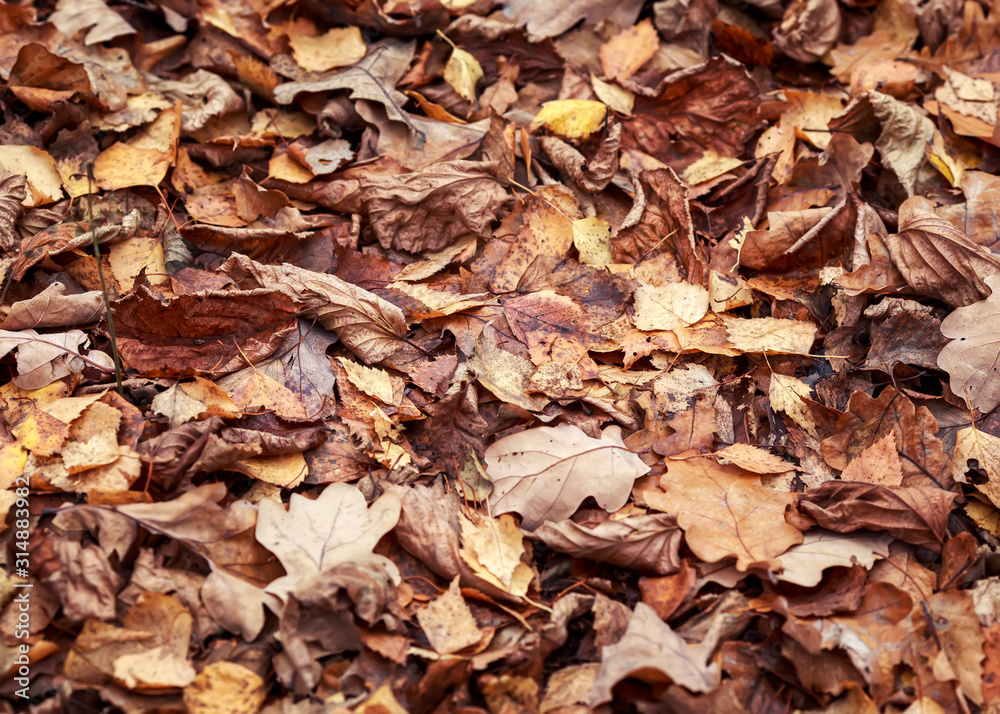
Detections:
6,0,1000,712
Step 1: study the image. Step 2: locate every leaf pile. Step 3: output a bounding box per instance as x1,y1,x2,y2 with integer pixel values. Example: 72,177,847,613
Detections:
4,0,1000,711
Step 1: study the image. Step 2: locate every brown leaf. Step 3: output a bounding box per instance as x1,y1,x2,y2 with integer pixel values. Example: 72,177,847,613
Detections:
621,56,762,173
821,387,951,490
2,283,104,330
611,168,705,284
219,254,409,365
938,273,1000,413
796,481,957,550
112,284,299,378
274,39,415,126
416,577,484,655
531,513,682,575
782,582,913,703
391,482,526,604
646,454,803,571
538,117,621,193
884,203,1000,308
772,0,841,63
0,168,25,253
589,602,721,703
599,19,659,82
485,424,651,530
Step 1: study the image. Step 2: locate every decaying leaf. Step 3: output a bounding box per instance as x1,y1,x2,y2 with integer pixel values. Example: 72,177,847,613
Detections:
485,424,650,530
938,273,1000,413
646,454,803,571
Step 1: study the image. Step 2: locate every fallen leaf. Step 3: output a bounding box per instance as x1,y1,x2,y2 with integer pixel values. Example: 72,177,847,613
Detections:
183,661,266,714
485,424,651,530
796,481,957,550
589,602,721,703
646,454,803,571
531,512,682,575
444,47,483,103
938,273,1000,413
771,530,894,587
256,482,401,598
288,25,366,72
530,100,609,140
599,19,659,82
417,577,483,654
93,102,181,191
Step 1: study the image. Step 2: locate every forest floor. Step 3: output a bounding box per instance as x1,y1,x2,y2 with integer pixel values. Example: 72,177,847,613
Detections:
2,0,1000,712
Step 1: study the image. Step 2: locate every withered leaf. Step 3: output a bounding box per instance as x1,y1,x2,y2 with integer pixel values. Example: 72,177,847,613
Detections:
531,513,682,575
589,602,721,703
220,254,408,365
112,284,300,378
938,273,1000,413
646,455,803,571
485,424,650,530
622,56,762,172
885,204,1000,308
796,481,957,550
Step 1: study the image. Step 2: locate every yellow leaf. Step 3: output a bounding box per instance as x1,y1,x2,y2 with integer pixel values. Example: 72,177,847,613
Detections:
183,662,266,714
572,217,614,266
231,452,307,489
0,145,63,206
336,357,394,404
93,101,181,190
109,236,168,291
591,74,633,115
531,100,608,140
444,47,483,103
289,26,367,72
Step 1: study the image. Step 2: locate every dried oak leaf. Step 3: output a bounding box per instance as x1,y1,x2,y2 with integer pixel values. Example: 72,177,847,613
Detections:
622,56,762,172
256,482,401,599
645,454,803,571
589,602,721,704
220,254,409,365
531,513,682,575
795,481,957,550
485,424,651,530
938,273,1000,413
112,284,300,378
820,387,951,490
884,203,1000,308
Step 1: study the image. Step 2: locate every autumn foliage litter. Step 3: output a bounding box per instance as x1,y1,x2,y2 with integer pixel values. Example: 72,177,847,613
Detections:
5,0,1000,711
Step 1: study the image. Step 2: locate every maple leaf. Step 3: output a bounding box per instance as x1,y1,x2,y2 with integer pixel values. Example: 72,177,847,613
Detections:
256,482,401,598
